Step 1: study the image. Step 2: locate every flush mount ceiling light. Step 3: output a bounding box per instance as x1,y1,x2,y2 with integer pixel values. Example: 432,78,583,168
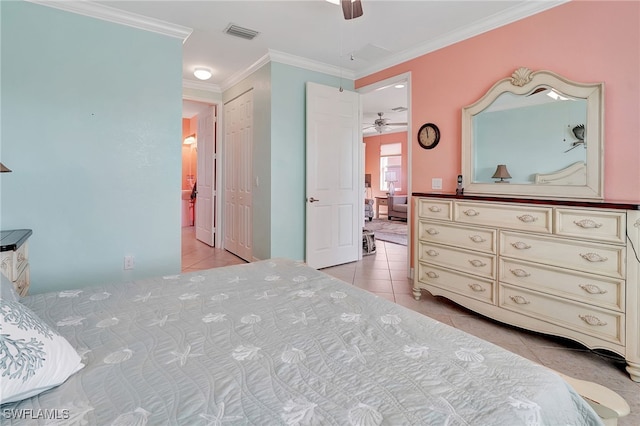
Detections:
193,68,212,80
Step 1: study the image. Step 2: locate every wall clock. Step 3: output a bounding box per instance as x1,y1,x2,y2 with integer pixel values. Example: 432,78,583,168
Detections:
417,123,440,149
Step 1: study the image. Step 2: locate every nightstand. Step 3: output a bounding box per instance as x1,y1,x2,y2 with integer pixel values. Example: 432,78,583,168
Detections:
375,196,388,218
1,229,32,296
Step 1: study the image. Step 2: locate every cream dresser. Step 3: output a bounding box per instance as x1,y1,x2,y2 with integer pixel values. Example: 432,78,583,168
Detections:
413,194,640,382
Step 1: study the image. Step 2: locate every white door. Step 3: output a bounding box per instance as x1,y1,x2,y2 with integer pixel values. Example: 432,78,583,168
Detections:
306,82,361,269
224,90,253,261
196,105,216,246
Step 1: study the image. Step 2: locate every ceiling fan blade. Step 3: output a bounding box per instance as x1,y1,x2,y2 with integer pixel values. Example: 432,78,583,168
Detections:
342,0,363,20
385,122,408,126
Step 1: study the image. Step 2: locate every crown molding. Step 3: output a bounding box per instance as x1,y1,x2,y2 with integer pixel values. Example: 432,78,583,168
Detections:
25,0,192,42
355,0,568,80
268,49,357,81
220,52,272,92
221,49,357,92
183,79,221,94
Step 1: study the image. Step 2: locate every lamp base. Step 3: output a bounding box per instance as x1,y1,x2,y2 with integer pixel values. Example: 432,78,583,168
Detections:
494,179,510,183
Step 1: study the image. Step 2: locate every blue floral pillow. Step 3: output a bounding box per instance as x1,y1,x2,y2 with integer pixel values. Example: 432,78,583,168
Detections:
0,298,84,404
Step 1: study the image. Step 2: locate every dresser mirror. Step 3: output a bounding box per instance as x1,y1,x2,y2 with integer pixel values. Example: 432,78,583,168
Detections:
462,67,604,200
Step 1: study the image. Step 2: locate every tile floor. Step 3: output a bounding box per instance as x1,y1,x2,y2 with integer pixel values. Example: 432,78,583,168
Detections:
182,227,639,425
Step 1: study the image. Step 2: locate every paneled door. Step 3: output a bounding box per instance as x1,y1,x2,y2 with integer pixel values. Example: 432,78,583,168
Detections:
224,90,253,261
306,82,361,269
196,105,216,246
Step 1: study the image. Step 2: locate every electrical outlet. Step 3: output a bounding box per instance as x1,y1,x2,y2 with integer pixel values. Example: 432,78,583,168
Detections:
124,256,135,270
432,178,443,190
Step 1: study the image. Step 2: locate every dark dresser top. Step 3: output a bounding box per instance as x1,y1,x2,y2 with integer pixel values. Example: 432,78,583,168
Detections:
0,229,33,252
412,192,640,211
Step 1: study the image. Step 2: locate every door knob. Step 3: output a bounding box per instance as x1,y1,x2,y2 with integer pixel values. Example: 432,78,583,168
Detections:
308,197,320,203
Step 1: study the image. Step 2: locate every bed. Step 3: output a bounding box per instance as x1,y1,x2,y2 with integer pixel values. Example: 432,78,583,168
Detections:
0,258,625,424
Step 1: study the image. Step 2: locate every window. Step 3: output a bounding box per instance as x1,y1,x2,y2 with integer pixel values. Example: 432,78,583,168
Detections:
380,142,401,192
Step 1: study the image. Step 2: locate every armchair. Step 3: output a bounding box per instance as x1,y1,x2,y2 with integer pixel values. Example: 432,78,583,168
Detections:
387,195,408,221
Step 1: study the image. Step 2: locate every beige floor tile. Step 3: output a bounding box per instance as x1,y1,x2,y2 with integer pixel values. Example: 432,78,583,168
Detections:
353,278,394,293
355,268,392,280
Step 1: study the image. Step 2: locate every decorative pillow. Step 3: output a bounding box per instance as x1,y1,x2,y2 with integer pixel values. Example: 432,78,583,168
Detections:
0,274,19,303
0,298,84,404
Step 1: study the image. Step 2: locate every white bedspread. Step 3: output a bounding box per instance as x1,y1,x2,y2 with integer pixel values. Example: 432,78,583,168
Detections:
3,258,602,425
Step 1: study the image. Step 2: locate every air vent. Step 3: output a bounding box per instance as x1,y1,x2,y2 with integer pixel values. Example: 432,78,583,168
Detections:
391,106,408,112
224,24,260,40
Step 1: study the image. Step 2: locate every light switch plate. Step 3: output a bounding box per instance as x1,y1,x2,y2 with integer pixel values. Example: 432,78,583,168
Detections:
432,178,443,190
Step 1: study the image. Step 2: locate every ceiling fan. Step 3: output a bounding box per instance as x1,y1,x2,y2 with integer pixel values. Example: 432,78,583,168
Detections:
364,112,408,133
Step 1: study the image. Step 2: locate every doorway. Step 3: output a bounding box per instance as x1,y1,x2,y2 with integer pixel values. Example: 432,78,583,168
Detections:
358,73,412,277
181,99,217,257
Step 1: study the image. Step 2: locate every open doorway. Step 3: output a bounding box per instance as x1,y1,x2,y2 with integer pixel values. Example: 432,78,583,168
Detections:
181,100,215,255
358,73,411,275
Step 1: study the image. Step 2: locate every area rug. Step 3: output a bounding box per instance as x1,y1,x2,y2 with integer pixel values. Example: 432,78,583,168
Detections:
364,218,407,246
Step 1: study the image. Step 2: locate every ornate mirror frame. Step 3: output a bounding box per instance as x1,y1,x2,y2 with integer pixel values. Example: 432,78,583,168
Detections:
462,67,604,200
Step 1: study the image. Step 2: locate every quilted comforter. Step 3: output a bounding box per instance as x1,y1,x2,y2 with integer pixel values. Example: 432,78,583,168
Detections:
3,258,601,425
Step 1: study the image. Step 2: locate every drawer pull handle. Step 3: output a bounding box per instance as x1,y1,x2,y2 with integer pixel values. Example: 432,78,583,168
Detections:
426,271,440,279
463,209,479,217
579,284,608,295
509,295,530,305
510,269,531,277
511,242,531,250
468,259,486,267
429,206,442,213
468,283,486,292
574,219,602,229
579,314,607,327
517,214,538,223
580,253,608,263
426,228,439,235
469,235,486,243
17,253,26,262
426,249,439,257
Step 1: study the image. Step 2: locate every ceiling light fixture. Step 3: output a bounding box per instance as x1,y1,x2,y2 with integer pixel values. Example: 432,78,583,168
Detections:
194,68,212,80
394,84,405,89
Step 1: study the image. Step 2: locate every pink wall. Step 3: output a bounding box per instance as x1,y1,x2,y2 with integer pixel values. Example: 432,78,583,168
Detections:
356,1,639,203
364,131,408,198
181,117,197,190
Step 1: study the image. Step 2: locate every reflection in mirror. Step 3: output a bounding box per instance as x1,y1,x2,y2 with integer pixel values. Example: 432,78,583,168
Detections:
474,87,587,184
462,67,604,200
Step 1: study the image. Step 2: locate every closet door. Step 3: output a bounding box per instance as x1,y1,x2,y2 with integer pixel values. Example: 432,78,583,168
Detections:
224,90,253,261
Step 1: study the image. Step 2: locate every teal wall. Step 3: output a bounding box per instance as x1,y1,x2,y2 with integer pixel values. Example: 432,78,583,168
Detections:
0,2,183,293
270,62,353,260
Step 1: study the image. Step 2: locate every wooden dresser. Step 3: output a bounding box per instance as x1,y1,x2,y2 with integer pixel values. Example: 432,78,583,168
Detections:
413,193,640,382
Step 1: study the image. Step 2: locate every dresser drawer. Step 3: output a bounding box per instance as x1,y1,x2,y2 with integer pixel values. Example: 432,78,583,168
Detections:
499,258,624,312
417,262,494,303
418,221,496,253
555,208,626,244
15,264,29,297
0,241,29,281
419,242,495,279
417,198,452,221
500,284,624,345
454,202,553,233
500,231,625,278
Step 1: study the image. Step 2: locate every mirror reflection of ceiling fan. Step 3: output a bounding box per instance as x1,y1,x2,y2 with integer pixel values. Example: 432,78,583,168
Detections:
364,112,408,133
